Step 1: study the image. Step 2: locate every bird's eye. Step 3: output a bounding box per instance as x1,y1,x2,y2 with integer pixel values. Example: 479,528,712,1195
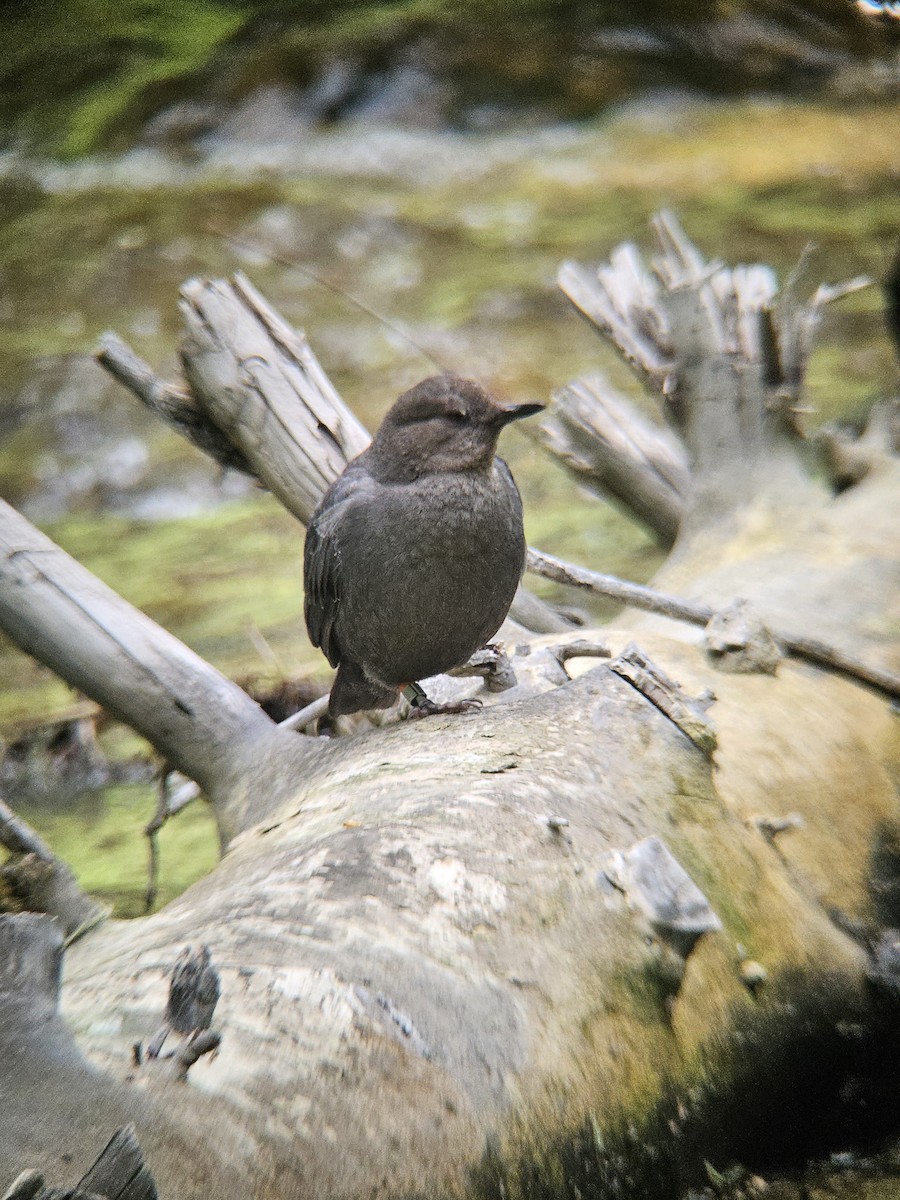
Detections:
447,410,467,423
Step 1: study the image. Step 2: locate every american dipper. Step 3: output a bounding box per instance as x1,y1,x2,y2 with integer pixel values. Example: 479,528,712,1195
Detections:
304,373,542,717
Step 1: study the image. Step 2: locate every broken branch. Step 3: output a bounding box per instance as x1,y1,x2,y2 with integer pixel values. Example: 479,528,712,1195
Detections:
527,548,900,700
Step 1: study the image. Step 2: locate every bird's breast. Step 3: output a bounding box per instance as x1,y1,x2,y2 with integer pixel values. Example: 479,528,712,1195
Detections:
334,465,525,685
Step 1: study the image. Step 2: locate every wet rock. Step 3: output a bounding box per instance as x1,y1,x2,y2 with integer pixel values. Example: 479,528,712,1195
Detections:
214,83,312,145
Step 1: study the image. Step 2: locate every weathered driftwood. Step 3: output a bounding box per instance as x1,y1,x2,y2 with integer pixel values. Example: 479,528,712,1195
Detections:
558,210,870,532
0,216,898,1199
0,796,107,938
527,549,900,700
0,498,309,838
538,373,688,544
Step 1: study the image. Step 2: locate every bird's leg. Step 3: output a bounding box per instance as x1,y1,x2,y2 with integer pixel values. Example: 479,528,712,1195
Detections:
402,682,483,718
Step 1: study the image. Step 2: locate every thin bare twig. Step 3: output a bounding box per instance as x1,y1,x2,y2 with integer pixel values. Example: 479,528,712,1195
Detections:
527,548,900,701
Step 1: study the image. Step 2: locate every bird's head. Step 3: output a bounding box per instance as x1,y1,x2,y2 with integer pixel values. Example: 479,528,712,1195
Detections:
367,374,543,482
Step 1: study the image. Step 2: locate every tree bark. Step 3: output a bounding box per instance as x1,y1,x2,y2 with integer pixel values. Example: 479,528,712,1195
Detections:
1,215,898,1200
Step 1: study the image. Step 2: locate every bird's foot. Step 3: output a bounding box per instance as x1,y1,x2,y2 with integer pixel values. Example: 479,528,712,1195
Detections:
409,696,483,719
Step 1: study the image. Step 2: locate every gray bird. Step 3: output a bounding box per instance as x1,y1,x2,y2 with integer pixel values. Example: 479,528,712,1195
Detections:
304,373,542,717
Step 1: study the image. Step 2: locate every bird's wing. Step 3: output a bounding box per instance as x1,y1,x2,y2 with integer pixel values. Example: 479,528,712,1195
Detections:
304,468,367,668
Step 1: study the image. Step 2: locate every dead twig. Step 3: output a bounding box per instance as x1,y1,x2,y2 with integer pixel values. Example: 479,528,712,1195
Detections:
527,548,900,701
609,644,718,756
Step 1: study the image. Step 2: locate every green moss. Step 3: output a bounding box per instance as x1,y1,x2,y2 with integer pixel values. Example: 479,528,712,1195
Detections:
472,967,891,1200
2,0,247,157
11,784,219,918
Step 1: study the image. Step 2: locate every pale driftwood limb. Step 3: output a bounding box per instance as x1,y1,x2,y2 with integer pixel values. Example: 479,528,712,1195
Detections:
0,500,302,834
143,693,329,867
0,797,108,939
278,693,330,732
538,373,688,544
609,644,718,757
96,332,253,476
178,272,370,526
527,548,900,700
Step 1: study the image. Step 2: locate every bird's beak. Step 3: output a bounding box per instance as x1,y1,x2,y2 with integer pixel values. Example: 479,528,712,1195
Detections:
492,402,545,427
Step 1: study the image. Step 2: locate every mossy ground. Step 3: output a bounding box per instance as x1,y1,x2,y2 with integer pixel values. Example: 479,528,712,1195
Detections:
1,97,898,915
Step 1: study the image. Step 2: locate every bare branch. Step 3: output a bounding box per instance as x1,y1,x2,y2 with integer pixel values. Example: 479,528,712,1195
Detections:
557,211,872,523
96,332,254,475
0,500,298,824
527,548,900,700
538,373,688,544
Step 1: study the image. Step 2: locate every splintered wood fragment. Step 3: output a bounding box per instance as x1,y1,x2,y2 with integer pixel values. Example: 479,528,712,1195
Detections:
602,835,722,958
0,1126,157,1200
77,1125,157,1200
174,1029,222,1082
704,599,783,675
147,944,221,1061
557,259,673,393
538,374,688,545
609,644,718,756
446,645,517,692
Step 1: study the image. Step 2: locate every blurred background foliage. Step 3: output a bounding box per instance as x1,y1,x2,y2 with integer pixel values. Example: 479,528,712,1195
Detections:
1,0,896,157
